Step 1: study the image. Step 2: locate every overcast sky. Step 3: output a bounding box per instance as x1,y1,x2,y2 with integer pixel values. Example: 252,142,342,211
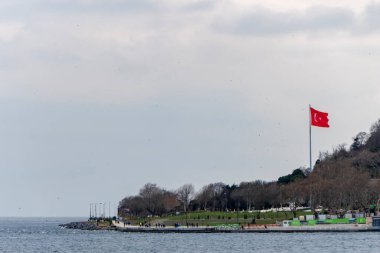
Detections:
1,0,380,217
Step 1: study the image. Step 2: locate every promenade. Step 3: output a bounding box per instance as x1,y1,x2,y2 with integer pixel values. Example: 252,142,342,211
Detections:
112,221,380,233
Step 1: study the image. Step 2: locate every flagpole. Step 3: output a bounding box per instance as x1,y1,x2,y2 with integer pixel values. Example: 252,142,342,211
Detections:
309,104,312,172
309,104,312,210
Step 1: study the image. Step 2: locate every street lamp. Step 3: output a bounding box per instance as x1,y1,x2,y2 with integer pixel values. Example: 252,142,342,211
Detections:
99,203,103,219
236,201,240,224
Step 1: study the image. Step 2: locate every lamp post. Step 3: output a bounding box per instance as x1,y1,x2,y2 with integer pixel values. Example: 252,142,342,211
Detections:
236,201,240,224
103,201,106,219
99,203,103,219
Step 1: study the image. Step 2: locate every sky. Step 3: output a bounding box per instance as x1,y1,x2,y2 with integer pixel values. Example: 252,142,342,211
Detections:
1,0,380,217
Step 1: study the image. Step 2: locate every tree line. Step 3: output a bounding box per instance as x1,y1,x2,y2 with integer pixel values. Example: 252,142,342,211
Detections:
118,119,380,217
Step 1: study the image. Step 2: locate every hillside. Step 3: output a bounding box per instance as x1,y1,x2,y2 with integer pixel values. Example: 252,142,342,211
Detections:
303,119,380,210
118,119,380,219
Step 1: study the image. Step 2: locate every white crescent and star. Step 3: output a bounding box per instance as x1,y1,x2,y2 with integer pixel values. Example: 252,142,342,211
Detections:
314,113,319,123
312,111,327,124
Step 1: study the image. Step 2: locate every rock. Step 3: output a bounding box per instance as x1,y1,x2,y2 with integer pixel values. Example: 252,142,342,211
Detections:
59,221,101,230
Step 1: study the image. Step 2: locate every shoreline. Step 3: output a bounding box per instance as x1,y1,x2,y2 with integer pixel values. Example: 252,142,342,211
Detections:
60,221,380,233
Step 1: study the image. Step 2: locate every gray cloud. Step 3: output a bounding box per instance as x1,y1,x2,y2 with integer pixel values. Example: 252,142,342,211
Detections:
361,2,380,32
36,0,160,14
182,0,217,12
215,5,357,36
0,0,160,18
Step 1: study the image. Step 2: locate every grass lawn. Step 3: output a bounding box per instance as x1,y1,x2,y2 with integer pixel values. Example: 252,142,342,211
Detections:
123,210,313,226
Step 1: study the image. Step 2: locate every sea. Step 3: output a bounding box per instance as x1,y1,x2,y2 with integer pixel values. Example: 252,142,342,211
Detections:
0,217,379,253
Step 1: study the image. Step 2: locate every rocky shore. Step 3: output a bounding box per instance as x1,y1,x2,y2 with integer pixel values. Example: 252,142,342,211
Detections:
59,221,113,231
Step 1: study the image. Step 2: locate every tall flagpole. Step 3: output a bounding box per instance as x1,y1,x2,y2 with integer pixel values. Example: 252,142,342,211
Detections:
309,104,312,172
309,104,312,210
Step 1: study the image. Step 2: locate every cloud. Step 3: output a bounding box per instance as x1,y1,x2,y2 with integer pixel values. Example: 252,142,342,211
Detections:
215,5,355,36
28,0,161,13
0,22,24,42
182,0,218,11
361,2,380,33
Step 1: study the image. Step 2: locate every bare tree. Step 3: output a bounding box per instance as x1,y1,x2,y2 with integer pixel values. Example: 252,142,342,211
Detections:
139,183,166,215
238,181,263,211
212,182,225,211
196,184,214,210
176,184,195,213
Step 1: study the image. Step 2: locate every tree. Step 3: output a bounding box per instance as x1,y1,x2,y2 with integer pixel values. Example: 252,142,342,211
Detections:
118,196,145,217
230,187,244,210
139,183,166,215
351,132,368,151
196,184,214,210
366,120,380,152
238,180,265,211
212,182,225,211
176,184,195,213
278,168,306,185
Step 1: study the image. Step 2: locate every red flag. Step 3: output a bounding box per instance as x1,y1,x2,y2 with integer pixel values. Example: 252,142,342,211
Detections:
310,107,329,128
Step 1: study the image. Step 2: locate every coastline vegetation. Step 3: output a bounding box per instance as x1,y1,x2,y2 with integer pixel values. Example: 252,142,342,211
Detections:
118,119,380,225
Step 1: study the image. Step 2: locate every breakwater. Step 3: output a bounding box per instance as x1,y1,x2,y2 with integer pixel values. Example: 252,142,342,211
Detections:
59,221,113,231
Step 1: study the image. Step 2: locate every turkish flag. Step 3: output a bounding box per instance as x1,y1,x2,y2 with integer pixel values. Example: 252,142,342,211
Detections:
310,107,329,128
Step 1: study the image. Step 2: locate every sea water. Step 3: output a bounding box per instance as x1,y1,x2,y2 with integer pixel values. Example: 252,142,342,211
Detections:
0,217,379,253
